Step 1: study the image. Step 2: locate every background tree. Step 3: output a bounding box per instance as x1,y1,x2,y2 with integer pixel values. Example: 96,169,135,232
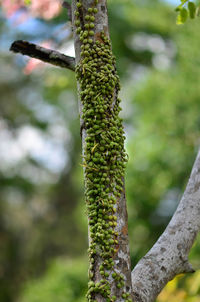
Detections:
0,0,200,302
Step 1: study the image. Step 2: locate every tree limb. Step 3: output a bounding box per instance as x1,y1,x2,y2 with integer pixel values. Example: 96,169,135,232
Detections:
10,40,75,71
131,149,200,302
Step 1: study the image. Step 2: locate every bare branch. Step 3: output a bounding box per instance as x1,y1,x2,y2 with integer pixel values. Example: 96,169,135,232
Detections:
10,40,75,71
131,149,200,302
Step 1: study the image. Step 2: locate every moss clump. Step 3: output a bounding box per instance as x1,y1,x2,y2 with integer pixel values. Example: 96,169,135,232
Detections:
74,1,130,301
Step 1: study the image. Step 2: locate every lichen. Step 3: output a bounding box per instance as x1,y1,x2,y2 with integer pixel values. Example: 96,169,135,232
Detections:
74,1,131,301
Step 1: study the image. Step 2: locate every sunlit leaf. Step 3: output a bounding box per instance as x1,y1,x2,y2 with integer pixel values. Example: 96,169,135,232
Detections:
176,8,188,24
175,5,182,12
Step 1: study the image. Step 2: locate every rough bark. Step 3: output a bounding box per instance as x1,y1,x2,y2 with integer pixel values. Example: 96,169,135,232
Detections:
71,0,133,301
131,149,200,302
10,40,75,71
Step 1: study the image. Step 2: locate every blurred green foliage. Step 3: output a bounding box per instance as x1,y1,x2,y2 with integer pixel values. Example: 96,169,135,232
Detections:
18,261,200,302
19,258,88,302
0,0,200,302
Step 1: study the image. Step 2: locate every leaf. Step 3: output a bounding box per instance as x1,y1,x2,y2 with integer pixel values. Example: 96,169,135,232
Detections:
180,8,188,22
188,2,196,19
175,5,182,12
176,8,188,24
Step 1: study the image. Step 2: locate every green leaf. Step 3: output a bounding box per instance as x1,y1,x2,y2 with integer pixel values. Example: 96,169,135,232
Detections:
176,13,182,24
175,5,182,12
188,2,196,19
176,8,188,24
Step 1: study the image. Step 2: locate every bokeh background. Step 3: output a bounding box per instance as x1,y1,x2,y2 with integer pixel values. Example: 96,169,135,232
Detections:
0,0,200,301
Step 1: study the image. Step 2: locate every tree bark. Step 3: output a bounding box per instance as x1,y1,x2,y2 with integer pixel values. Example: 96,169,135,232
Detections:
10,40,75,71
71,1,133,301
131,149,200,302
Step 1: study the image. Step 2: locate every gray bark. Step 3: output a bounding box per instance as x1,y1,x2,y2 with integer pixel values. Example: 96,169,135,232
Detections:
131,149,200,302
10,40,75,71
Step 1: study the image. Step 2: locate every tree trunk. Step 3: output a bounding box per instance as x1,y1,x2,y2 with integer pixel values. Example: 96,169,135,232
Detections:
71,1,133,301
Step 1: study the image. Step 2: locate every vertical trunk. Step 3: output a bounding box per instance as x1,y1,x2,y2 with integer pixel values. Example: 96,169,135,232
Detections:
71,1,133,301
